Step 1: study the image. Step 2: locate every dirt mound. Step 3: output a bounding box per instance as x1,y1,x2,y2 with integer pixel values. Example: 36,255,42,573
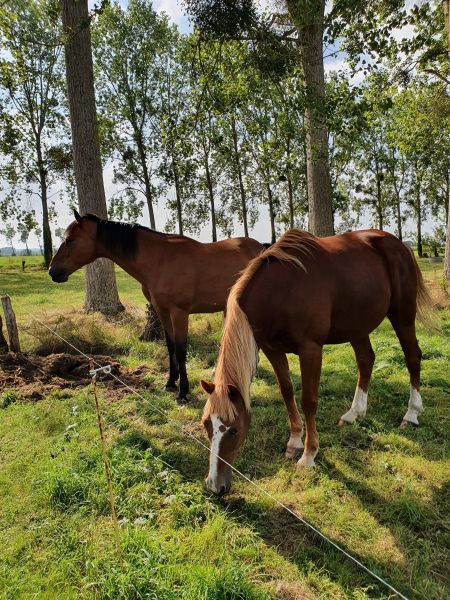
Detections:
0,352,151,399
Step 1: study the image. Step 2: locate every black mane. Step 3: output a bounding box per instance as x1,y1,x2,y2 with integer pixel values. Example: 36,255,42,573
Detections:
83,214,165,260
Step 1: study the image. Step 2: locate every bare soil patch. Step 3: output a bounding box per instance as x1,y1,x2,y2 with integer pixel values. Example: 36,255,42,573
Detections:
0,352,150,399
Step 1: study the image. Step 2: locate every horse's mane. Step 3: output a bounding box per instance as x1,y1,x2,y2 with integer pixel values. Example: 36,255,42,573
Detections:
204,229,318,422
83,214,166,260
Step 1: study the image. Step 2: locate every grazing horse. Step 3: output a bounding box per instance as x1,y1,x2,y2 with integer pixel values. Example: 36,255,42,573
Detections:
200,229,433,495
49,211,264,403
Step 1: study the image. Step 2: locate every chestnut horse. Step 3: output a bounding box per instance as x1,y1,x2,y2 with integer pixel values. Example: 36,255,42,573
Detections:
49,211,264,402
200,229,433,494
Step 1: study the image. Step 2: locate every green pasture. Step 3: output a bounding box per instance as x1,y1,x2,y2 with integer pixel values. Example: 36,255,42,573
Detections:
0,256,449,599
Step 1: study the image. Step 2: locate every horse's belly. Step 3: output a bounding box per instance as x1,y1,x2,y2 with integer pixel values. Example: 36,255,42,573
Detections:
326,296,390,343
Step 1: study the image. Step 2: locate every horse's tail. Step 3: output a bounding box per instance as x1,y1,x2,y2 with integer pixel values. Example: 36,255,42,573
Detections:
411,250,438,330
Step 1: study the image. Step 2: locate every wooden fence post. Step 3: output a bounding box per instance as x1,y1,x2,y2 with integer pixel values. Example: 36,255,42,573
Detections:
1,295,20,352
0,315,8,352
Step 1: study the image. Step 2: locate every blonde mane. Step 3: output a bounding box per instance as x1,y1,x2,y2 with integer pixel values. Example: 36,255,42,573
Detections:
204,229,318,422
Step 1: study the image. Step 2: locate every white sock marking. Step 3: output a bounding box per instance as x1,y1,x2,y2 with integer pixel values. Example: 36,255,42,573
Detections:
340,386,368,423
287,431,304,450
402,386,423,425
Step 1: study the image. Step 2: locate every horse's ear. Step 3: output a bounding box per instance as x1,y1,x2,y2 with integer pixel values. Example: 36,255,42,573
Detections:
73,209,82,224
200,380,215,395
227,384,240,400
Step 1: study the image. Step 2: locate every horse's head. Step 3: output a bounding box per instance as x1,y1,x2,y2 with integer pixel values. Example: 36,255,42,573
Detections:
200,380,251,495
49,210,98,282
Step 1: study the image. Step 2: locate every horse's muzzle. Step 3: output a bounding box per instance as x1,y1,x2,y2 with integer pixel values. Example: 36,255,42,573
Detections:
49,266,68,283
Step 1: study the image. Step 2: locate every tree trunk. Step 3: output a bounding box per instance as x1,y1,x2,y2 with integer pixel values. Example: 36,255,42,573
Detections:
231,114,249,237
443,0,450,279
61,0,123,315
287,0,333,237
172,156,183,235
395,190,402,240
139,303,164,342
376,169,383,230
286,136,294,228
35,138,53,267
416,181,422,258
205,158,217,242
136,137,156,229
266,180,276,243
444,167,450,279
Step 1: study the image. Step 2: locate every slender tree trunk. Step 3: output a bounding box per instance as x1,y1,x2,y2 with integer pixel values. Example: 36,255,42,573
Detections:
395,190,402,240
444,0,450,279
375,167,383,230
287,175,295,229
266,181,276,243
172,156,183,235
36,143,53,268
416,180,423,258
286,136,294,228
136,137,156,229
231,114,249,237
286,0,333,237
204,155,217,242
61,0,123,315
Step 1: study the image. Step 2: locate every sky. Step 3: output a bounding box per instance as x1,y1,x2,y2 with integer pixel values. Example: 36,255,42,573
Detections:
0,0,438,250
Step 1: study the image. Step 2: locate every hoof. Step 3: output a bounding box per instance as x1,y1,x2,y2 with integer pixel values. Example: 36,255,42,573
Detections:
399,419,418,429
164,383,178,392
285,446,302,459
297,454,316,468
338,418,347,427
176,395,190,406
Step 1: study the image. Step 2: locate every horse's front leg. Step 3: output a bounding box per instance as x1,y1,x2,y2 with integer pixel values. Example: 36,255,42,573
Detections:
297,342,323,467
171,309,190,404
149,301,179,391
262,347,303,458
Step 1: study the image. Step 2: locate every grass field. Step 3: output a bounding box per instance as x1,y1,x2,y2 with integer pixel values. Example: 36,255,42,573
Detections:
0,255,449,599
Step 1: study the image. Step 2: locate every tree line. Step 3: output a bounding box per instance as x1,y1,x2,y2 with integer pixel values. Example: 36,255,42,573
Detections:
0,0,449,310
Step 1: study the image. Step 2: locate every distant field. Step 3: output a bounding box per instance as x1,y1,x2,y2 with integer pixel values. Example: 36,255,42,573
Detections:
0,255,449,599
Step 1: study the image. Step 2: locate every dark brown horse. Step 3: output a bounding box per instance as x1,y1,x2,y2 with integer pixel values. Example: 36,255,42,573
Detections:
49,211,264,402
200,229,433,494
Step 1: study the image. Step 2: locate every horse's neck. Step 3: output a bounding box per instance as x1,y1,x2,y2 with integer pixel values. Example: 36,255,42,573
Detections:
98,228,165,287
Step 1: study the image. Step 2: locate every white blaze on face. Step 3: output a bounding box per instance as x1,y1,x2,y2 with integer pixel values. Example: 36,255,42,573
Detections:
207,414,229,492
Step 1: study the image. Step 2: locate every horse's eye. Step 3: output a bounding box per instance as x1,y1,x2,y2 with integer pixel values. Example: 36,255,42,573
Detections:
66,239,73,246
229,427,238,436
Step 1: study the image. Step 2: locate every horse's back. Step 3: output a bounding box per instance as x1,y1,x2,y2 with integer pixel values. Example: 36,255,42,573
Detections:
240,229,417,348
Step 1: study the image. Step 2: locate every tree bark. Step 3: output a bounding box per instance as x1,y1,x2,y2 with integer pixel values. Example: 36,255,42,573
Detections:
61,0,123,315
286,0,333,237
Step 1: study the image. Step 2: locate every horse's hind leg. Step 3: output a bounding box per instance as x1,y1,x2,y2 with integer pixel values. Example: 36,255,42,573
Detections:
389,315,423,427
339,336,375,426
297,343,322,467
262,347,303,458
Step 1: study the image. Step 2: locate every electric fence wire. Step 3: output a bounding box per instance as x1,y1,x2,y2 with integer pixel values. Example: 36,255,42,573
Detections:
34,319,410,600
